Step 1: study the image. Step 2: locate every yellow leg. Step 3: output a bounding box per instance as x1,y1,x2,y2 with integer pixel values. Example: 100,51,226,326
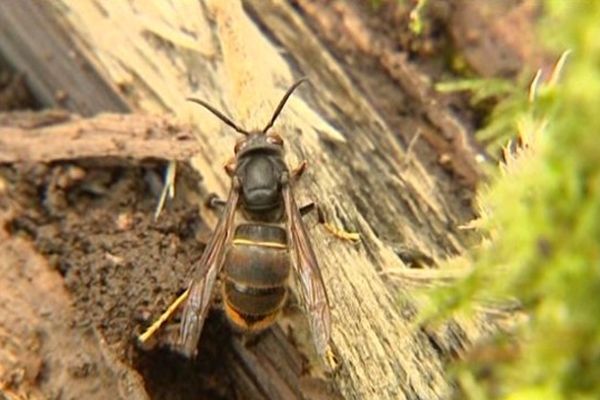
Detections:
311,205,360,242
137,287,190,345
323,222,360,242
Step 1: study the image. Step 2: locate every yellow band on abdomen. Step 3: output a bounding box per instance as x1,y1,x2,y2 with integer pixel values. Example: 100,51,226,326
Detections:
232,238,287,249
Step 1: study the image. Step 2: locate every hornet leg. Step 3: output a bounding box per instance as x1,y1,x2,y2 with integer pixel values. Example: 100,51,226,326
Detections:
300,202,360,242
299,201,315,216
206,193,227,210
293,160,360,241
316,205,360,242
136,287,191,349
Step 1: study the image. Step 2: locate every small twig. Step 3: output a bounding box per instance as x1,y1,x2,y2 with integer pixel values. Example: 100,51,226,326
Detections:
154,160,177,220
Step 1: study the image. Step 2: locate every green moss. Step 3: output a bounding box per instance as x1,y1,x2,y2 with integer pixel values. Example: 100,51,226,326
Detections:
408,0,428,35
427,2,600,399
436,77,530,154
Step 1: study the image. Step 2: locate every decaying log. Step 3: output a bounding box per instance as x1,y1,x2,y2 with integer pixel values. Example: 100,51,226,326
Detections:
0,1,506,399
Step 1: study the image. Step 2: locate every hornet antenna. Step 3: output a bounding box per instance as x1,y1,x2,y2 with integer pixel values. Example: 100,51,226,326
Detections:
186,97,250,136
261,78,307,134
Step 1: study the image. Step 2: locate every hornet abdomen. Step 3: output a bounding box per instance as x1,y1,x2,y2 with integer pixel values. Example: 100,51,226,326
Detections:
222,223,290,331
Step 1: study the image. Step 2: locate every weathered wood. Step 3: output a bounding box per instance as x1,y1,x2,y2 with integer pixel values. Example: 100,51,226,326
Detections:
0,0,129,115
0,1,505,399
0,111,197,163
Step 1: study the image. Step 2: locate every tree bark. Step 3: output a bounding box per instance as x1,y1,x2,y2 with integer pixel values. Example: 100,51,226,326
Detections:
0,1,506,399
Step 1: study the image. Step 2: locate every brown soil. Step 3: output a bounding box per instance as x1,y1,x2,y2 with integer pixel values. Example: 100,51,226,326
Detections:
0,159,240,399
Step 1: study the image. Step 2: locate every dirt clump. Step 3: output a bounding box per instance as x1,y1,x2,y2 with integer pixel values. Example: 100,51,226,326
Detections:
1,159,236,399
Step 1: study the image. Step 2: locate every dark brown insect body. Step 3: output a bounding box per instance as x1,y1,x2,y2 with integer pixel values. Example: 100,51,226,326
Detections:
176,80,330,358
222,139,291,332
224,224,289,331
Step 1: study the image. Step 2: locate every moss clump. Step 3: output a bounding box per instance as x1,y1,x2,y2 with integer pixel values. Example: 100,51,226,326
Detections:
428,2,600,399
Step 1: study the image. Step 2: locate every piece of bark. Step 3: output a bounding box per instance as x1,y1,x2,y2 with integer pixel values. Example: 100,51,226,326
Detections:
0,1,509,399
0,111,197,163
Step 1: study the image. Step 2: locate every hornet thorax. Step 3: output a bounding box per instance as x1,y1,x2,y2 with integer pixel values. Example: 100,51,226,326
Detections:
234,132,288,220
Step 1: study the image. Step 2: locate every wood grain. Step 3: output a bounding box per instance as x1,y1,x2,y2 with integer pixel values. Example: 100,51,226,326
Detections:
0,1,129,115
